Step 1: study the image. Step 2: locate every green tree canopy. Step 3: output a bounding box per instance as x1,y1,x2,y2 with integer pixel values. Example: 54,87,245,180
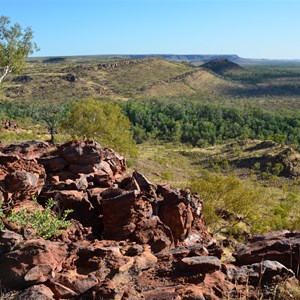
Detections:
62,99,137,157
0,16,39,83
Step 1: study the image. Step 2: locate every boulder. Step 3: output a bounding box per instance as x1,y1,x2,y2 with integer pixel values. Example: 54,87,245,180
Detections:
0,239,68,289
2,141,50,160
0,153,46,202
101,190,141,240
16,284,55,300
38,156,68,173
134,216,174,253
176,256,221,274
158,186,200,244
0,229,23,255
227,260,294,285
233,231,300,272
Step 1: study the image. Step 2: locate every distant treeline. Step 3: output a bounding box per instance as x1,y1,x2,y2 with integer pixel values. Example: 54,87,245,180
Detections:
121,99,300,147
1,99,300,148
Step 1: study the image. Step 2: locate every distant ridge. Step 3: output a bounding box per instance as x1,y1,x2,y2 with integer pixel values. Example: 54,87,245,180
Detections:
28,54,300,66
123,54,241,62
201,59,244,75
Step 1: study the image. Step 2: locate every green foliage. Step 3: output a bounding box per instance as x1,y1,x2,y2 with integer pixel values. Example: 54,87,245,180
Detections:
34,104,66,143
122,99,300,148
7,198,72,239
189,173,269,235
271,162,284,176
0,202,5,231
189,172,300,236
62,98,137,157
0,16,39,83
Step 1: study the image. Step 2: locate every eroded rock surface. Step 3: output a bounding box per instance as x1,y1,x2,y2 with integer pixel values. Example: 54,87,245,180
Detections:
0,140,299,299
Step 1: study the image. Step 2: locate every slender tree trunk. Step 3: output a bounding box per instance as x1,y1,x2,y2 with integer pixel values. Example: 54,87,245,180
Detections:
0,66,10,83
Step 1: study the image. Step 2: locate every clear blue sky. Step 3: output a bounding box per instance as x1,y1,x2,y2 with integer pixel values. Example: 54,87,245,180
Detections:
1,0,299,59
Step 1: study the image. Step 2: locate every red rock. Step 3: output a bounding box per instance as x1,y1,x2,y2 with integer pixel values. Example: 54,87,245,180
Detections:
227,260,294,286
134,216,174,253
5,171,39,193
143,287,179,300
16,284,55,300
0,239,68,289
134,250,158,270
92,171,113,187
2,141,50,160
133,171,156,196
83,279,123,300
38,156,68,172
101,190,141,240
57,140,102,165
55,271,98,294
0,155,46,202
24,264,54,283
233,231,300,272
176,256,221,274
68,163,95,174
0,229,23,255
158,187,195,244
43,190,93,223
118,175,140,191
176,285,206,300
48,281,78,298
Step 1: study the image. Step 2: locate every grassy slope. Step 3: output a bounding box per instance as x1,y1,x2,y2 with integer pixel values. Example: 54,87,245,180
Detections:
3,58,300,111
131,141,300,237
106,58,193,96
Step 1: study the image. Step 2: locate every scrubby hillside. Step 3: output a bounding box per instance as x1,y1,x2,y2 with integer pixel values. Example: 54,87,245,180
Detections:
182,139,300,178
140,68,245,98
1,58,194,102
201,59,245,75
1,57,252,103
3,57,300,110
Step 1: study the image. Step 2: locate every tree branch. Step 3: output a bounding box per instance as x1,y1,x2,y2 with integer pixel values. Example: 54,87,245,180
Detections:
0,66,10,83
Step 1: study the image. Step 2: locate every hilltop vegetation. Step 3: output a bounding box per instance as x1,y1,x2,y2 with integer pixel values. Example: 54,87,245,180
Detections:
2,56,300,111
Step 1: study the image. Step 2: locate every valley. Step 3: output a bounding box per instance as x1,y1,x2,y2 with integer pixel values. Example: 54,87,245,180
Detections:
1,55,300,299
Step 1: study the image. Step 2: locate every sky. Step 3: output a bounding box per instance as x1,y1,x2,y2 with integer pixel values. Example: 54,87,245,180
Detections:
0,0,299,59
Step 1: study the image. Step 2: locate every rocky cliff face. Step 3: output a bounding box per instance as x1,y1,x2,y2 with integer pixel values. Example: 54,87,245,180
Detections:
0,140,299,299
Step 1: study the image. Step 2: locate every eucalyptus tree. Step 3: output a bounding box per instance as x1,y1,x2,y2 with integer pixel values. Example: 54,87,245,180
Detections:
0,16,39,83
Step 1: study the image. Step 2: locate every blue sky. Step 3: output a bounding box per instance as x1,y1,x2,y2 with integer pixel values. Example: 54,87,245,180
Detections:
1,0,299,59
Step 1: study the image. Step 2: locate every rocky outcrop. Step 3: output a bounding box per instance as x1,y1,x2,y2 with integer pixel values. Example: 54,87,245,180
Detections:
1,119,18,130
0,141,47,203
97,58,156,70
234,230,300,273
61,73,76,82
0,140,299,299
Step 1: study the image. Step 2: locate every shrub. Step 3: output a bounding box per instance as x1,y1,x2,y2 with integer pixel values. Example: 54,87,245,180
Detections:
61,98,137,157
188,172,272,235
0,202,5,231
7,198,72,239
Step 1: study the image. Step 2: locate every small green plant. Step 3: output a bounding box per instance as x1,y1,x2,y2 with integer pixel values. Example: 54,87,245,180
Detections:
8,198,72,239
0,202,5,231
271,162,284,176
253,162,261,171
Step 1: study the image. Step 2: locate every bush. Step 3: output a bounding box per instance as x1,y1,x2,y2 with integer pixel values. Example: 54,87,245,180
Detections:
2,198,72,239
61,98,137,157
189,172,300,236
188,173,273,235
0,202,5,231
